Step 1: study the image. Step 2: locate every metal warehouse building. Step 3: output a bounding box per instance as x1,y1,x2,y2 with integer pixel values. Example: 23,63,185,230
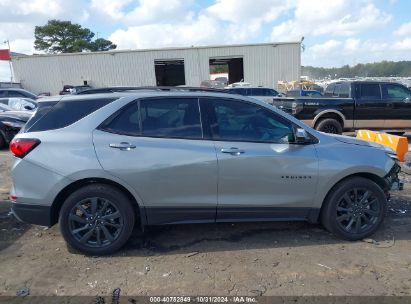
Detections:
12,42,301,95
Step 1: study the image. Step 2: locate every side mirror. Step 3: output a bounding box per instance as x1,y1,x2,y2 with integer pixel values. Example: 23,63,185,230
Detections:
404,97,411,103
295,128,310,144
24,105,34,110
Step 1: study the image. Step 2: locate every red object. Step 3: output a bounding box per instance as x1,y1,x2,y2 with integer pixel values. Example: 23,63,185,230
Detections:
10,138,40,158
9,196,17,201
0,49,10,61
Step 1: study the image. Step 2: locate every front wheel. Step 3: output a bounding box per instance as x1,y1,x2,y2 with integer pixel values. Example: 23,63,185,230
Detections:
321,177,386,240
59,184,135,255
315,118,343,134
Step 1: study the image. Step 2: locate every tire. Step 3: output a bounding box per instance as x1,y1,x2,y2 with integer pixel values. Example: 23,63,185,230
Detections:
59,183,135,255
0,133,5,149
315,118,343,134
321,177,386,241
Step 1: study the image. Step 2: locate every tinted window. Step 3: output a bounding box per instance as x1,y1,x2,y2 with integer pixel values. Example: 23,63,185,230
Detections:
228,88,246,96
27,98,116,132
7,91,26,97
306,91,322,97
101,102,140,136
384,84,411,100
250,88,266,96
360,84,381,99
324,84,335,96
140,98,202,139
0,91,6,98
334,84,350,98
209,99,294,143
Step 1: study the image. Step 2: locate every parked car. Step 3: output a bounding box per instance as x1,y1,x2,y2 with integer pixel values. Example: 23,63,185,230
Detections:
286,89,323,97
60,85,92,95
272,81,411,134
0,97,37,111
0,110,31,148
226,87,279,103
0,88,38,100
10,92,401,255
200,80,226,89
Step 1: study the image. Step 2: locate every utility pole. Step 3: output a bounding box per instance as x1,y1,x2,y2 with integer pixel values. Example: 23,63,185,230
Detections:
3,40,13,85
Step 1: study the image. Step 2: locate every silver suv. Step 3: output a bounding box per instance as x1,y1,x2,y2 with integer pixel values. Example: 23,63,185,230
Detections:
9,92,401,255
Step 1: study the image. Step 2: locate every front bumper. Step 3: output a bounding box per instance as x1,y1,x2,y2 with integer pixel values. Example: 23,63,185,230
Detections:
11,201,52,227
385,162,403,191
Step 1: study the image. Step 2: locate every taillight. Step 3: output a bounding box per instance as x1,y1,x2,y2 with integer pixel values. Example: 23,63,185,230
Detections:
9,138,40,158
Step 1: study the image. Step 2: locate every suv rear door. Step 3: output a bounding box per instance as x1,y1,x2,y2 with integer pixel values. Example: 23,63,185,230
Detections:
201,97,319,221
93,97,218,225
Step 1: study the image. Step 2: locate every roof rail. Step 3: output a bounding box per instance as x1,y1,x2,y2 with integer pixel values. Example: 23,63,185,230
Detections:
75,86,228,95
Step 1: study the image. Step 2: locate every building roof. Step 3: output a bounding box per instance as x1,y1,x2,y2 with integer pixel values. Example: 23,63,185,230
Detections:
13,41,301,59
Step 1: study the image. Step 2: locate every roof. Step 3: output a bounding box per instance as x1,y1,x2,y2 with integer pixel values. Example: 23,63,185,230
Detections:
36,90,263,106
13,41,301,59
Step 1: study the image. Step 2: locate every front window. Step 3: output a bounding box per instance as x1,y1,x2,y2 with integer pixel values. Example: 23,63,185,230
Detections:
208,99,294,143
384,84,411,100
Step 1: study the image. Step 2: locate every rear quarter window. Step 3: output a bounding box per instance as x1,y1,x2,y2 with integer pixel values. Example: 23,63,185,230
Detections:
26,98,116,132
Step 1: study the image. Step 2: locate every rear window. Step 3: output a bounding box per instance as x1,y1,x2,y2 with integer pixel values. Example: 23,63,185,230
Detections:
360,84,381,99
25,98,116,132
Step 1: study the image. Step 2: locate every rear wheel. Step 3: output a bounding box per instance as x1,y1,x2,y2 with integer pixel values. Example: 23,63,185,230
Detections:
59,184,135,255
321,177,386,240
315,118,343,134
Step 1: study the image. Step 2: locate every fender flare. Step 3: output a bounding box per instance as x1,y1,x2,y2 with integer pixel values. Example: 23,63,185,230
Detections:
312,109,346,128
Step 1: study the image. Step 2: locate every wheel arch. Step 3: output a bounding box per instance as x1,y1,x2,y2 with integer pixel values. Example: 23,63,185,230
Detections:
313,110,345,129
311,172,388,223
50,177,147,228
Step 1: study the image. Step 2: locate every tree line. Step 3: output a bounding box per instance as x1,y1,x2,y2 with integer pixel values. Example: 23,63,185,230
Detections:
302,61,411,79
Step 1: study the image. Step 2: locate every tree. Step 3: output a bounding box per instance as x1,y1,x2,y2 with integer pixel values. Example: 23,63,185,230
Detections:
89,38,117,52
34,19,117,53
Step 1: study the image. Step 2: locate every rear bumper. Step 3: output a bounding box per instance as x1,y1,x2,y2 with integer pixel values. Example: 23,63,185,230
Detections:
11,201,52,227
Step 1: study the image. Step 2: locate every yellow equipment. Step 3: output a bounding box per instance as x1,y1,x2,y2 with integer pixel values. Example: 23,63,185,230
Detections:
356,130,408,162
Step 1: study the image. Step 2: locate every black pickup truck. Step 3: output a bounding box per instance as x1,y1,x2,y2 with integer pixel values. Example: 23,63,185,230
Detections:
272,81,411,134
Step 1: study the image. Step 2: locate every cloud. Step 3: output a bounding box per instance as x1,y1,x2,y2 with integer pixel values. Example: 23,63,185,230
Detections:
271,0,392,41
304,38,410,67
394,22,411,36
90,0,195,26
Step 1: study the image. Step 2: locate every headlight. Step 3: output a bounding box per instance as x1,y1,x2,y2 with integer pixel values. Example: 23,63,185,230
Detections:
386,152,399,161
2,121,25,128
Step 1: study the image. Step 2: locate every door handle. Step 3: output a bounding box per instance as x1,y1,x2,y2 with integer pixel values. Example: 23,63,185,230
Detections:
109,142,136,151
221,147,245,156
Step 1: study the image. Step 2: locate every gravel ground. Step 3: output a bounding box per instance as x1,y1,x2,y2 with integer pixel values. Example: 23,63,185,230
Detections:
1,148,411,297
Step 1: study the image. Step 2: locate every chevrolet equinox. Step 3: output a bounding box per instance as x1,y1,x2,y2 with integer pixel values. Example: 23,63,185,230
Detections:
9,91,401,255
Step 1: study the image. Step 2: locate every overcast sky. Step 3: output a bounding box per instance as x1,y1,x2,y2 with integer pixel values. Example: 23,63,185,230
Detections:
1,0,410,81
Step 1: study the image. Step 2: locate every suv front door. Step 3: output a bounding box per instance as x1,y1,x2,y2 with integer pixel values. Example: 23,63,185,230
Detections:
201,98,319,221
93,97,218,225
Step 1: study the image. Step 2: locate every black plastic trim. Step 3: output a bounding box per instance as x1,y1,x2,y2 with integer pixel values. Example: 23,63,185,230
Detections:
11,202,52,227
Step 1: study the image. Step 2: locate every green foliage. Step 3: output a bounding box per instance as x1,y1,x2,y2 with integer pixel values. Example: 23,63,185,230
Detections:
302,61,411,79
90,38,117,52
34,19,116,53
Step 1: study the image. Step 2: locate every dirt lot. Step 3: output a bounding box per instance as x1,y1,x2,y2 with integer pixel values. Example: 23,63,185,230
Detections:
1,148,411,297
